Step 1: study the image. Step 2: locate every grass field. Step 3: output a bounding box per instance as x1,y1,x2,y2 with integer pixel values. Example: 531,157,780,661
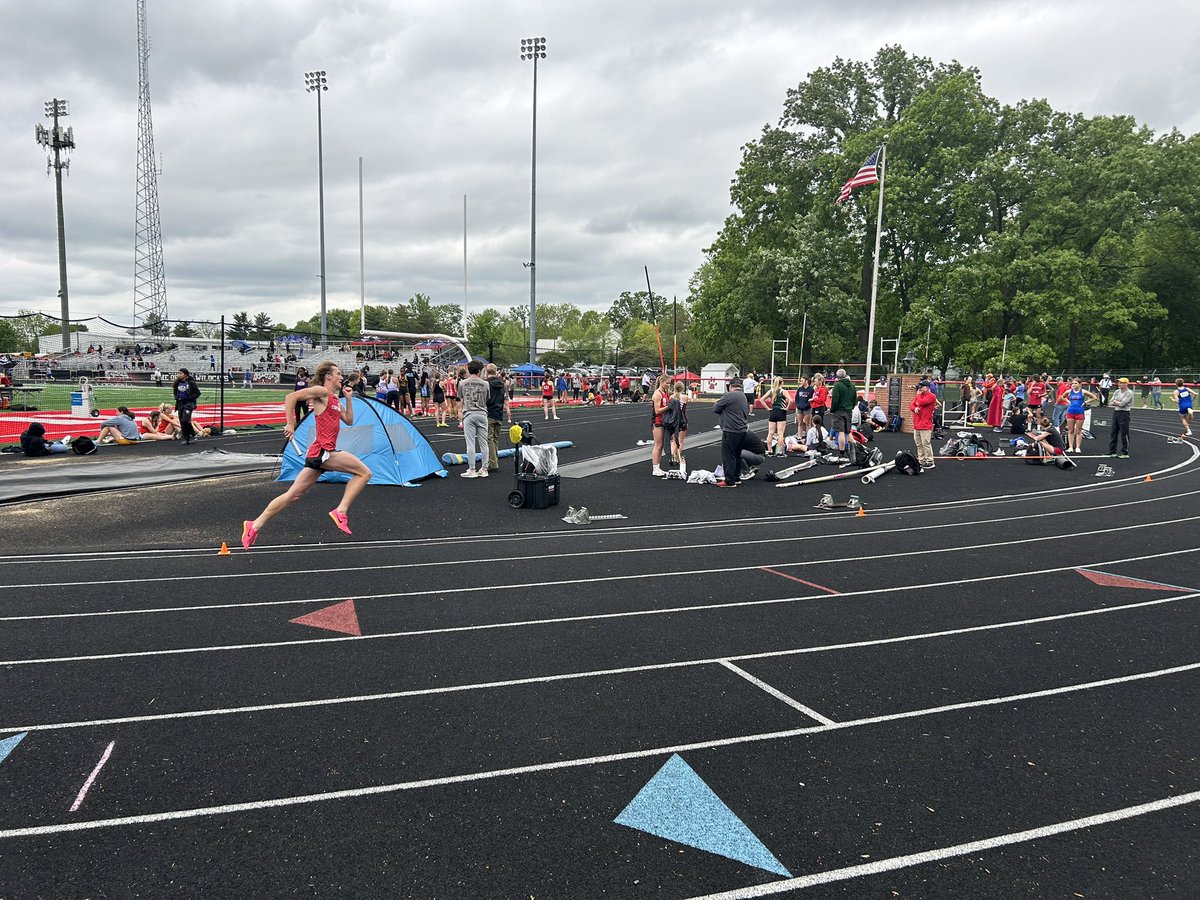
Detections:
1,383,293,415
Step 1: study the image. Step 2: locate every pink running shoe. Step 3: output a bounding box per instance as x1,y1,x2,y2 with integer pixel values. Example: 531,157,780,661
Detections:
328,509,353,535
241,520,259,551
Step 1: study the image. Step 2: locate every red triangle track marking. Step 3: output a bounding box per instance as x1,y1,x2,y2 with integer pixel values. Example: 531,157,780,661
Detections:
289,599,362,636
1075,569,1192,593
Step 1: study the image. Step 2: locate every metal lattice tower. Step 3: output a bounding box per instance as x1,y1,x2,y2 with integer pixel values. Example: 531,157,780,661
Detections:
133,0,167,328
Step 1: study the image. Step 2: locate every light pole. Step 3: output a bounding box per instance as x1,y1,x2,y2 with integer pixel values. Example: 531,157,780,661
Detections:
519,37,546,366
35,99,75,351
304,70,329,349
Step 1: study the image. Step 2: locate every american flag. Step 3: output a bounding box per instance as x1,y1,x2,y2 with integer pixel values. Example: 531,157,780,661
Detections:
836,148,881,204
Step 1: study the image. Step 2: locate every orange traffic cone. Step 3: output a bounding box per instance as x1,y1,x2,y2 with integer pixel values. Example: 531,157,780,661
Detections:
856,506,867,517
218,542,230,555
1144,474,1153,483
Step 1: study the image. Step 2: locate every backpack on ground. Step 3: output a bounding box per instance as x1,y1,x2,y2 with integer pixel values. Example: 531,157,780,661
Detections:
887,415,903,433
894,450,922,475
71,436,97,455
861,446,883,468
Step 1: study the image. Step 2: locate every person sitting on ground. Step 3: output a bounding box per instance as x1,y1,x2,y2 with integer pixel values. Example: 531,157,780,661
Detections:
137,409,178,441
98,406,141,444
804,415,831,453
1008,399,1029,436
1027,415,1067,463
153,403,182,438
20,422,68,456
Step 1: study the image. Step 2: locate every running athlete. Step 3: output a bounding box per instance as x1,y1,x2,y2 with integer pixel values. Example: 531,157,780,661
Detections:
1173,378,1193,438
241,362,371,549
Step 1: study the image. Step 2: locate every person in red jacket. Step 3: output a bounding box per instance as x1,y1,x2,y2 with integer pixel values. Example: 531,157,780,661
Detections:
1027,375,1047,421
910,380,939,469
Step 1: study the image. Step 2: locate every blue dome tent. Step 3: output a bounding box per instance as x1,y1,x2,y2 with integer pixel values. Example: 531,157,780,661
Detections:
278,396,446,487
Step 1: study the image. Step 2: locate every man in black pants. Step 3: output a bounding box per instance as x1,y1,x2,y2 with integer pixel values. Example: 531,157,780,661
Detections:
712,382,766,487
1108,377,1133,458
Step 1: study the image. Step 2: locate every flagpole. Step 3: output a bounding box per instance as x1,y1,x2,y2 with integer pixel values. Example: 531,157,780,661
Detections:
863,143,886,401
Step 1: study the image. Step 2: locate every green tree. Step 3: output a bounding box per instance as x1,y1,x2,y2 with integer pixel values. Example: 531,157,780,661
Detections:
142,312,169,337
537,350,572,370
172,321,198,338
252,312,273,341
466,308,507,361
0,320,23,352
691,45,1179,376
607,291,667,330
229,312,251,340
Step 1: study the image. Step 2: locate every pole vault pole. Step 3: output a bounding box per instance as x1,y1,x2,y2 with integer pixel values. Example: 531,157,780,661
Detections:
644,266,665,371
798,310,807,379
672,294,678,372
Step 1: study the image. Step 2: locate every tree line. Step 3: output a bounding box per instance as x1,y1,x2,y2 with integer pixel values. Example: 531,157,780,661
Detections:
687,45,1200,376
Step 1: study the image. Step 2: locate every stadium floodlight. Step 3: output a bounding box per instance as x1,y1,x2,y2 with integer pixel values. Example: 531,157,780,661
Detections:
304,71,329,349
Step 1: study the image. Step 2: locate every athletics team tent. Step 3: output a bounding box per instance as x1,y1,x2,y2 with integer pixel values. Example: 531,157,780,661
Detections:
278,396,446,486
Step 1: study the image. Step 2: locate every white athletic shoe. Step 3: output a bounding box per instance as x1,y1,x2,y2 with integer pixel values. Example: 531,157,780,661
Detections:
460,470,478,478
651,466,666,477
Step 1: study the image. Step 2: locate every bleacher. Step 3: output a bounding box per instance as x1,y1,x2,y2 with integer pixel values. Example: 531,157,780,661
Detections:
39,340,449,387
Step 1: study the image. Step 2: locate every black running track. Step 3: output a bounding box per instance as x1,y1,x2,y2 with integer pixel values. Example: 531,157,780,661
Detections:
0,404,1196,898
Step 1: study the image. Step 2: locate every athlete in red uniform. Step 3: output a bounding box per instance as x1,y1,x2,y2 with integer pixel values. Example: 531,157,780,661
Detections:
241,361,371,549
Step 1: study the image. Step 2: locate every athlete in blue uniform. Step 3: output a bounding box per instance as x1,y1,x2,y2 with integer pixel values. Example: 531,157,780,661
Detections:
1173,378,1193,438
1063,378,1097,452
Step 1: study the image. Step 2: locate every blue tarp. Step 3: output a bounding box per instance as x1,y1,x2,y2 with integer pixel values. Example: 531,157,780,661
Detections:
511,363,545,374
278,396,446,486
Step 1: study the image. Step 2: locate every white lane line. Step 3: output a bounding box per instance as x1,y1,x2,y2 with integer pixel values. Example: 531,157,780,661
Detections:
0,426,1193,567
686,789,1200,898
0,660,1196,840
1,541,1195,668
5,590,1196,733
69,741,114,813
2,499,1198,595
719,661,837,726
5,521,1196,623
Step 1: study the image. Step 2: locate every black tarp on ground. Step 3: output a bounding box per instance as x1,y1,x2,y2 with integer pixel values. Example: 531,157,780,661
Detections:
0,449,279,504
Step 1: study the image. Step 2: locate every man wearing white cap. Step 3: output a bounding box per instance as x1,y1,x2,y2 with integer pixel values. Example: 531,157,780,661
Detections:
1108,377,1133,458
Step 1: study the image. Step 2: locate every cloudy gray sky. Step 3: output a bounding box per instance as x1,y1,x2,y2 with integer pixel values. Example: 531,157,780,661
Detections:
2,0,1197,331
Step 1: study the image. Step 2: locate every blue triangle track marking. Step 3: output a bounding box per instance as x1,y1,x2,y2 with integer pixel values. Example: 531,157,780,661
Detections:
615,753,791,877
0,732,28,766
